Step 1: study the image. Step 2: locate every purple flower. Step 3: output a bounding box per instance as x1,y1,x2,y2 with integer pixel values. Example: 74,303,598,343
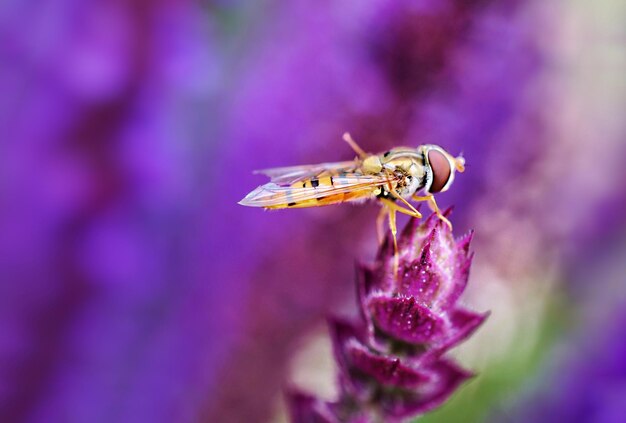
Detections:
359,214,487,357
205,1,546,420
288,214,487,422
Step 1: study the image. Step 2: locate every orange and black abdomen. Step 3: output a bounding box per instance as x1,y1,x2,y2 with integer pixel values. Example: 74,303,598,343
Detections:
265,175,376,209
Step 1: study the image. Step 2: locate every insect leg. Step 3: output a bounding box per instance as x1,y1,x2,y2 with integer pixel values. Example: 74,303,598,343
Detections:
412,194,452,230
388,207,399,276
389,189,422,218
379,197,422,278
376,205,388,245
379,197,421,218
342,132,368,159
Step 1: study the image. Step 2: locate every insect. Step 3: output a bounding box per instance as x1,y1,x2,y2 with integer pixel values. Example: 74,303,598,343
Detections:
239,133,465,271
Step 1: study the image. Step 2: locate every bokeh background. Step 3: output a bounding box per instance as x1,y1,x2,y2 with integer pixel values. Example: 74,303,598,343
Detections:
1,0,625,422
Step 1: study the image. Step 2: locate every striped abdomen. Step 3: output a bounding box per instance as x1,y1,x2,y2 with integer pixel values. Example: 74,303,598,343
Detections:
265,174,379,209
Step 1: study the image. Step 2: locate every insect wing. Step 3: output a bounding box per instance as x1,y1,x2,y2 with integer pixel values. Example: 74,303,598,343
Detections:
254,160,358,184
239,172,392,208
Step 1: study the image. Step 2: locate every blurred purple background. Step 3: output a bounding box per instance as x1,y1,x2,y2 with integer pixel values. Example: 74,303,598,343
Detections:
1,1,625,422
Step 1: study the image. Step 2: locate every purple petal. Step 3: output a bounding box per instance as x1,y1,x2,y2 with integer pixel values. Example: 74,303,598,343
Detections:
328,319,366,394
366,294,446,345
396,230,443,303
332,336,473,419
356,262,385,302
330,317,473,410
455,230,475,255
396,217,474,312
377,359,473,419
345,340,431,389
440,308,490,351
287,391,375,423
287,391,339,423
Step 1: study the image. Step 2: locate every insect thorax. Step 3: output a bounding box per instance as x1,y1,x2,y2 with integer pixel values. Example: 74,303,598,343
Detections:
381,148,427,199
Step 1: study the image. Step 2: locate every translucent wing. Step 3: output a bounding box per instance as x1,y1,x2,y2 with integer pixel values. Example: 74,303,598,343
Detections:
254,160,358,185
239,172,397,208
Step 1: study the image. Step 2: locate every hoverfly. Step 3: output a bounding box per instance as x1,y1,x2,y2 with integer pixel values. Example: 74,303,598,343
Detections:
239,133,465,270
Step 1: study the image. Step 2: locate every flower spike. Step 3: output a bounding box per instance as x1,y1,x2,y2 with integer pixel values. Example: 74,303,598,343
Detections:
288,212,487,422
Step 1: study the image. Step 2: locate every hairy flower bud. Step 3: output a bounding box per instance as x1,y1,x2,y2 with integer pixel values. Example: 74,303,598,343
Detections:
288,213,488,422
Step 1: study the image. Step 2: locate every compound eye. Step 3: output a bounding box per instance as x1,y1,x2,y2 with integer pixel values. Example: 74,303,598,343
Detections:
428,150,452,193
